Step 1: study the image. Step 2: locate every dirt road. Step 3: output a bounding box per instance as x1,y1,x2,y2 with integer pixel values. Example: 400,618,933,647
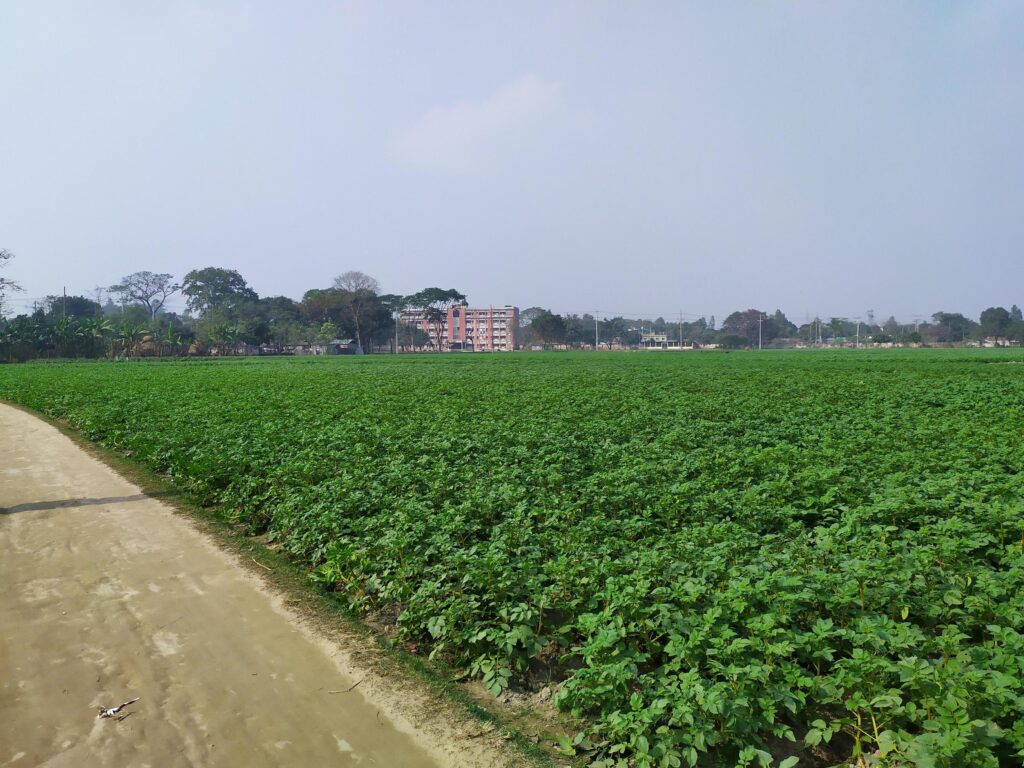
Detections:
0,404,503,767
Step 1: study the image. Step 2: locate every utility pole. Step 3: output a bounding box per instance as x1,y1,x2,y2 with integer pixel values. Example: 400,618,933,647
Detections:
856,319,860,348
594,313,599,351
394,310,399,354
758,312,763,350
62,286,67,322
679,311,683,350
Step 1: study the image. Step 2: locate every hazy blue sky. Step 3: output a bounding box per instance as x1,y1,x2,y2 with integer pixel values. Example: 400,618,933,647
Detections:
2,2,1022,322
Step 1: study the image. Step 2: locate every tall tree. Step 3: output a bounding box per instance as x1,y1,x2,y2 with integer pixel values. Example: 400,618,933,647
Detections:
772,309,798,337
374,295,425,351
979,307,1011,338
686,317,713,344
406,288,466,350
314,322,341,344
828,317,848,341
109,271,180,320
43,295,101,320
363,297,401,352
529,310,567,346
1010,305,1022,322
564,314,591,346
600,316,634,346
0,248,23,316
182,268,258,316
721,309,773,346
258,295,302,325
332,271,381,350
300,288,346,325
519,307,546,327
931,312,975,342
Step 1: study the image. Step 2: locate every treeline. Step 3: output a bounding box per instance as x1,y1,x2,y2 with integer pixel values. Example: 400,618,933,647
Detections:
519,306,1024,349
2,249,1022,360
0,258,461,361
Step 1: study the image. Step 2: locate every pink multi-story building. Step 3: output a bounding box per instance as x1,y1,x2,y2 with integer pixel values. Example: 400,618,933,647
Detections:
402,304,519,351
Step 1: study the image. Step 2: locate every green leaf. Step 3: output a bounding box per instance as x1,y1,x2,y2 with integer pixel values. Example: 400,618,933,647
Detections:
877,730,898,757
554,734,575,756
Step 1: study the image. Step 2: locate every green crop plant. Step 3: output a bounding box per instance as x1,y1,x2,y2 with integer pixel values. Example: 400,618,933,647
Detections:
3,350,1023,767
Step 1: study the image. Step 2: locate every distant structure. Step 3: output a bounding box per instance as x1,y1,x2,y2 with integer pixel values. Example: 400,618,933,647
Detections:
289,338,360,355
402,304,519,351
639,331,693,350
315,338,361,355
639,331,669,349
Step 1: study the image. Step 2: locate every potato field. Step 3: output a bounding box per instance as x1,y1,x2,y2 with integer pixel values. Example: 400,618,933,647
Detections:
2,351,1023,768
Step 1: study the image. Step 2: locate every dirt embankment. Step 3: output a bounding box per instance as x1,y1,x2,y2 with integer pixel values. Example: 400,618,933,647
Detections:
0,403,526,768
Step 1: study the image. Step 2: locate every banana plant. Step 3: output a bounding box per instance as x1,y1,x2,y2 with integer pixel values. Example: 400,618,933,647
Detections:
83,317,115,358
116,322,148,358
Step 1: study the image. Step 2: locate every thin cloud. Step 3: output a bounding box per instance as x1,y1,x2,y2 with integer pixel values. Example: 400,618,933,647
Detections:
391,74,564,173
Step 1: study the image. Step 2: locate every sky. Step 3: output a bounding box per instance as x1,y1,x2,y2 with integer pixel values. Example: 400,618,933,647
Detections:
1,1,1022,323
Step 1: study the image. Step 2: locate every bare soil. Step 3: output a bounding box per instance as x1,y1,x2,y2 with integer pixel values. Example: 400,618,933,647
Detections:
0,403,527,768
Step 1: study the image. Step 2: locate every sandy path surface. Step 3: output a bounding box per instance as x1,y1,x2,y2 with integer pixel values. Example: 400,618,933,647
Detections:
0,404,488,768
